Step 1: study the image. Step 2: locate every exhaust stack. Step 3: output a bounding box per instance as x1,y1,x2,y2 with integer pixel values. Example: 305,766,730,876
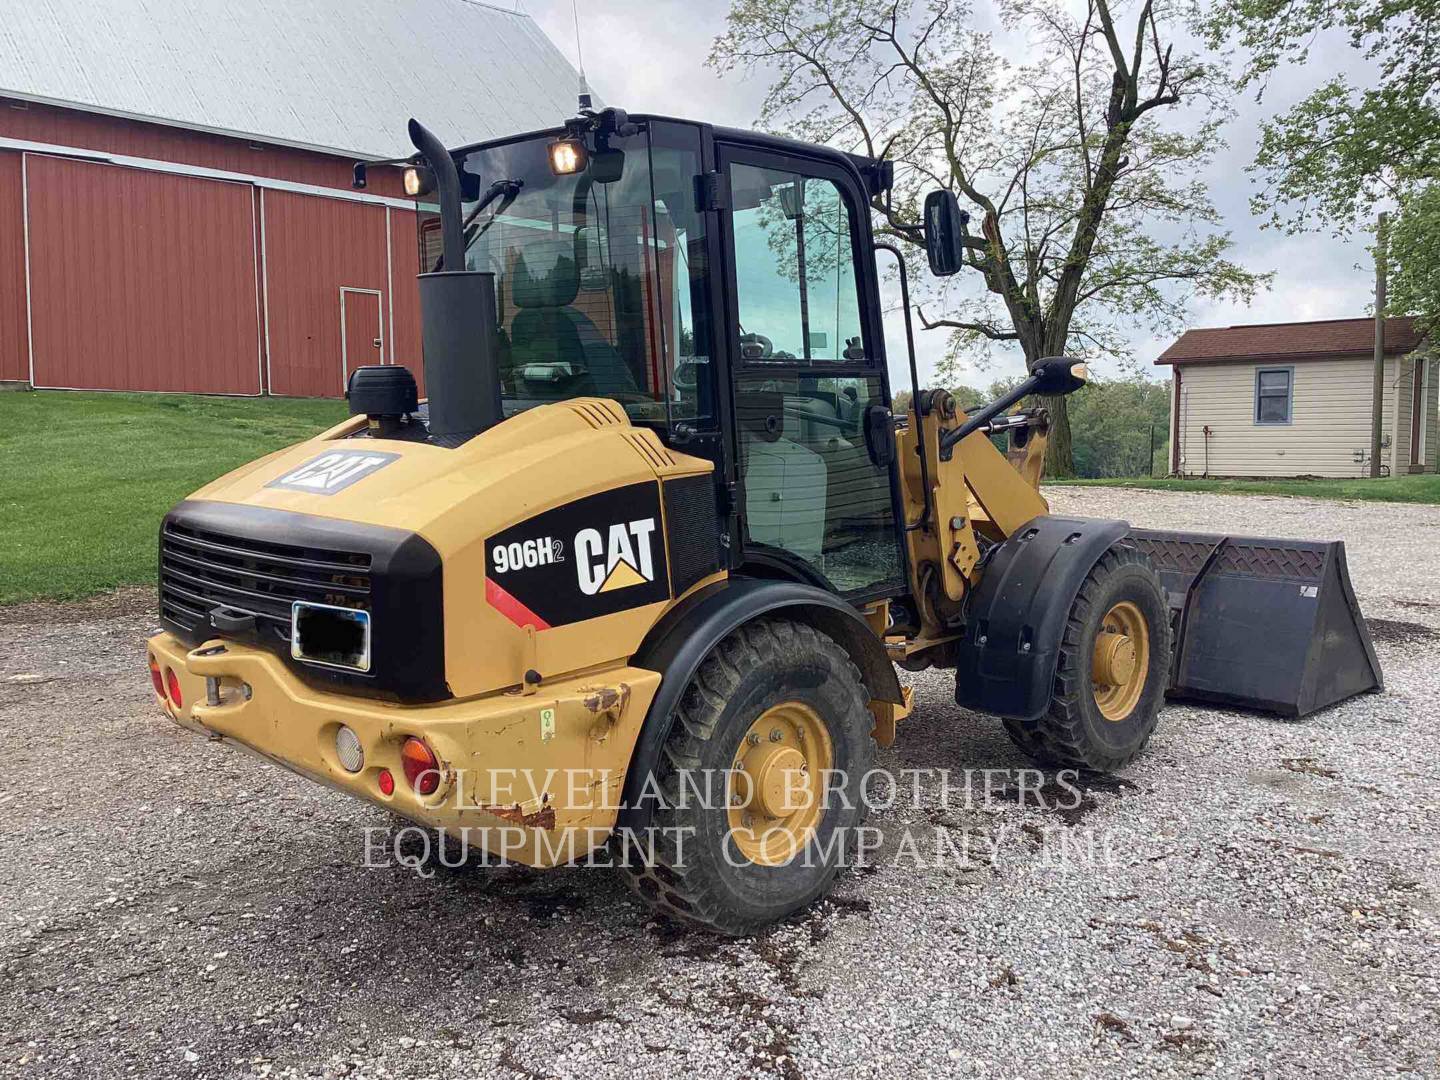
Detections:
407,119,504,446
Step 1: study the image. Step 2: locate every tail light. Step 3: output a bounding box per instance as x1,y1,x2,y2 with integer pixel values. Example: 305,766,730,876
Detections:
377,769,395,796
400,737,440,795
148,655,165,698
165,668,183,708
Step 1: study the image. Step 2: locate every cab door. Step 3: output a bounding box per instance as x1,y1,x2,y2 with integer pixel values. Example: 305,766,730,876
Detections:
716,144,906,600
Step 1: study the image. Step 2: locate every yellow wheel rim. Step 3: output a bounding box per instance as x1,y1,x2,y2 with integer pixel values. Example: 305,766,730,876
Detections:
727,702,834,867
1092,601,1150,722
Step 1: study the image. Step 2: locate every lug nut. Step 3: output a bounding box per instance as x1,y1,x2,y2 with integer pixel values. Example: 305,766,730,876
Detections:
769,729,782,742
747,733,761,746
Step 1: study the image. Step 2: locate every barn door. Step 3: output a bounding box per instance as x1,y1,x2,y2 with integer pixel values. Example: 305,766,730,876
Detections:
340,288,384,391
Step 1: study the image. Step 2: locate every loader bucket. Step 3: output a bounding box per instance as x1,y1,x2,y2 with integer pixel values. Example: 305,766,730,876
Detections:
1127,530,1383,718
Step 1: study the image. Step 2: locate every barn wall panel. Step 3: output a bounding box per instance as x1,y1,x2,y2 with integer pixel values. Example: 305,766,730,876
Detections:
0,100,408,199
26,154,260,393
263,190,388,398
0,151,27,381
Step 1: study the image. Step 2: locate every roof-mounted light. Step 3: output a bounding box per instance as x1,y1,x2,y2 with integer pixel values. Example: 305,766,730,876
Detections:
548,139,587,176
403,164,435,198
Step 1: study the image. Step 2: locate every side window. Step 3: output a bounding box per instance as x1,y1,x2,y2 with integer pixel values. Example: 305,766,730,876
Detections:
729,163,865,364
1255,367,1292,425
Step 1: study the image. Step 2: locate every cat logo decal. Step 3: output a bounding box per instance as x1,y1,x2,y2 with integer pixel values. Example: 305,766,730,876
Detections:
266,451,399,495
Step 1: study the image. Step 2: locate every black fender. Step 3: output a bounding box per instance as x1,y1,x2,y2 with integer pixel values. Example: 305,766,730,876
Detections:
953,515,1131,721
618,578,903,830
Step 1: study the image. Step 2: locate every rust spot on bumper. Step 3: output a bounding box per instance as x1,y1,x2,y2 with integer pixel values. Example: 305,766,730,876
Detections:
483,802,557,830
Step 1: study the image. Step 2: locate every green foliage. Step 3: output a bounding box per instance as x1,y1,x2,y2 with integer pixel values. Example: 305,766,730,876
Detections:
0,392,346,604
942,374,1169,477
1064,377,1171,478
1390,186,1440,335
1207,0,1440,327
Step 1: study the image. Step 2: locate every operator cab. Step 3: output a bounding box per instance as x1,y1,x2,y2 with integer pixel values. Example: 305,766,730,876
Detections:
408,109,907,600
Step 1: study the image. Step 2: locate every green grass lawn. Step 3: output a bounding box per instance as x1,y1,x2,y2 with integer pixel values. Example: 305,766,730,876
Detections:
0,391,347,604
1050,473,1440,503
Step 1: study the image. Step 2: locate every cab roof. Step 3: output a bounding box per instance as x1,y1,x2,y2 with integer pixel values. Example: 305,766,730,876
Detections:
450,113,891,195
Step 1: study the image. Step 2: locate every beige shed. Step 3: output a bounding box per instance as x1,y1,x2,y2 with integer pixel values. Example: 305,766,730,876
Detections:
1158,317,1434,478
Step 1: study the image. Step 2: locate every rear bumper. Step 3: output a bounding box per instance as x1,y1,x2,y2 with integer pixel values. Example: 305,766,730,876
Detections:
146,632,660,867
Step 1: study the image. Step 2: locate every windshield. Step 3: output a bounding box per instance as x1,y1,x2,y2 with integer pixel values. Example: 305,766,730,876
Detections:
442,122,712,425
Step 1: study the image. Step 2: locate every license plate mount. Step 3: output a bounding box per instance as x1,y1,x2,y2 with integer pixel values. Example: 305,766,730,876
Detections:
291,601,371,673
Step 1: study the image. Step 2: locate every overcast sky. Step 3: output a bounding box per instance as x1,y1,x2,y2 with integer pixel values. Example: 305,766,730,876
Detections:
517,0,1380,389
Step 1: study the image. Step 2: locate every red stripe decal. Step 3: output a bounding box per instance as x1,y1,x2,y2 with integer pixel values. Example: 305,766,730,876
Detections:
486,578,552,631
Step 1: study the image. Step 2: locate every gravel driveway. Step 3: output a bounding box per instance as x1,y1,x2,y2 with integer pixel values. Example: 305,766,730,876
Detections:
2,488,1437,1079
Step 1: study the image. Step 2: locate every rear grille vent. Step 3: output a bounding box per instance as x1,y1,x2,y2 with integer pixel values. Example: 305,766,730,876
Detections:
160,521,372,644
624,431,677,471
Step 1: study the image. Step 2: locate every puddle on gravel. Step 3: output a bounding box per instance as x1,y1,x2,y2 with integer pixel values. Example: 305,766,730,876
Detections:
1365,618,1440,646
995,773,1142,826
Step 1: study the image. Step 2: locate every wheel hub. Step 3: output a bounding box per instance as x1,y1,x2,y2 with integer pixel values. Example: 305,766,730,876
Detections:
728,702,833,866
1092,630,1137,687
1091,601,1151,722
746,744,809,819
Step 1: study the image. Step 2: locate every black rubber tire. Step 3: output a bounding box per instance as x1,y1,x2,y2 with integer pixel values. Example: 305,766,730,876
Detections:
616,618,875,936
1003,544,1170,772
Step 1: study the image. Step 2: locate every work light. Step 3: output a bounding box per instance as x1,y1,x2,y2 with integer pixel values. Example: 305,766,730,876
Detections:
548,139,587,175
402,164,435,198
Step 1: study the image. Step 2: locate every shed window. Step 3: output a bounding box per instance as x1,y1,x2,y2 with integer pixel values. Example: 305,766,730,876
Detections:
1255,367,1292,424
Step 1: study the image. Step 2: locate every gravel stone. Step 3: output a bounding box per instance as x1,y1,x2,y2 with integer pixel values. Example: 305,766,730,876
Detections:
1,489,1437,1079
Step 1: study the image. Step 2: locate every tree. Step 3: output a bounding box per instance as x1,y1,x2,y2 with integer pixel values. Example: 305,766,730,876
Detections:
712,0,1267,474
1390,187,1440,328
1207,0,1440,331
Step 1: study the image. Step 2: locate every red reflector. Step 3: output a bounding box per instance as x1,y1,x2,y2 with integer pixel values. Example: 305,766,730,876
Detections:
149,655,165,697
377,768,395,796
401,737,440,796
165,668,183,708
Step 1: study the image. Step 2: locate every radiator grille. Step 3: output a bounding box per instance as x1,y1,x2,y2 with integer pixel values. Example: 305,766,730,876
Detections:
160,521,372,644
664,473,722,595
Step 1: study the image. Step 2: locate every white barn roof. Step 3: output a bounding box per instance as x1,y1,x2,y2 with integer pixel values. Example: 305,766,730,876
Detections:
0,0,584,159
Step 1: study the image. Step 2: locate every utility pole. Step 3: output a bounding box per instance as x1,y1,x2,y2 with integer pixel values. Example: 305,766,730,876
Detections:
1370,212,1388,478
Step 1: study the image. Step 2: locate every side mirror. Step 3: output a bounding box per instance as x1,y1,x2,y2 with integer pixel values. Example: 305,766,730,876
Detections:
923,190,966,276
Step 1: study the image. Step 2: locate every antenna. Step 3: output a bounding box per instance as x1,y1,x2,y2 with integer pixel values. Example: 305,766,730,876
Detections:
572,0,591,111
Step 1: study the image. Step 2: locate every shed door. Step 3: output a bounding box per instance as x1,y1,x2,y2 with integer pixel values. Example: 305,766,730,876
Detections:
24,154,261,393
340,288,384,389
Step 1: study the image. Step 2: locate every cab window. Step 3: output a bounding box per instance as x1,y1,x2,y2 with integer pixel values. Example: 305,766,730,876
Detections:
729,163,865,365
443,123,713,425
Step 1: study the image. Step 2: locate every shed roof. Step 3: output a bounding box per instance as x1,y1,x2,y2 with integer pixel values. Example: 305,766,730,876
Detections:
0,0,583,159
1157,316,1423,366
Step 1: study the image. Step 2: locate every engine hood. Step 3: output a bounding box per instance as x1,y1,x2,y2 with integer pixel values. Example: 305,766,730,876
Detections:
178,398,718,699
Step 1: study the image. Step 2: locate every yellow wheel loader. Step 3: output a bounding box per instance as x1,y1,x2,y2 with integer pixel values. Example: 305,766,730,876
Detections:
146,106,1381,935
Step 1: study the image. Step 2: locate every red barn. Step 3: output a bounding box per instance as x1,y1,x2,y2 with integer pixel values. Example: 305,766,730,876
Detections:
0,0,580,397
